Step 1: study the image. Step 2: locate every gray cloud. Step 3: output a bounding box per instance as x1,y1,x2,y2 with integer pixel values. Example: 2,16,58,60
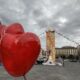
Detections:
0,0,80,48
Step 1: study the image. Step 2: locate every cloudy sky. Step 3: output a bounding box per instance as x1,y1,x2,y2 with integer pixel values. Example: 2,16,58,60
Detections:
0,0,80,49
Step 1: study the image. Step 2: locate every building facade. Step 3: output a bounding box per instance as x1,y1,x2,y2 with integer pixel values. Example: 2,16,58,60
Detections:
38,46,78,61
56,46,78,57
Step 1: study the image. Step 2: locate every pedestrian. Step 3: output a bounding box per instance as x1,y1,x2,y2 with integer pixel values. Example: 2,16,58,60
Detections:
56,56,64,67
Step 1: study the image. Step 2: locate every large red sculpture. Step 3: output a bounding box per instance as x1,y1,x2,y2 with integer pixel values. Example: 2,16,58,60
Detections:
0,23,24,62
5,23,24,34
0,23,6,63
0,23,41,78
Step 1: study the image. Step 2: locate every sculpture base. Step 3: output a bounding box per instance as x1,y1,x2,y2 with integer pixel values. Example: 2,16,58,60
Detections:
42,60,56,65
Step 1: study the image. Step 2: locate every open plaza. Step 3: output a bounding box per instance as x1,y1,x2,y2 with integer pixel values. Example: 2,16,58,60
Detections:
0,61,80,80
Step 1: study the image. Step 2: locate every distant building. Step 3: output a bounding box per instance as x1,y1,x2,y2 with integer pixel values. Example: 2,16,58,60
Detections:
37,49,46,60
37,46,79,62
56,46,78,57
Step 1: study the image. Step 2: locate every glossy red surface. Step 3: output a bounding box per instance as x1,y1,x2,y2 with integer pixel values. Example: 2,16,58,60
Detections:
0,24,6,63
0,23,24,63
5,23,24,34
1,32,41,77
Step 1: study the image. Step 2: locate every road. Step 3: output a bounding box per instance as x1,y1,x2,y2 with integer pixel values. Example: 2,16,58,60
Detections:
0,61,80,80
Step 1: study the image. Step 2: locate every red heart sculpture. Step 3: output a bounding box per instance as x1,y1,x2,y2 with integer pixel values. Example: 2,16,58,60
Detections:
0,23,24,63
1,32,41,77
0,25,5,38
5,23,24,34
0,24,6,63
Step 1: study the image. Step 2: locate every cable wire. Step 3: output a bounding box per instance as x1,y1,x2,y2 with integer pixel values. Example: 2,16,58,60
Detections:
39,30,79,45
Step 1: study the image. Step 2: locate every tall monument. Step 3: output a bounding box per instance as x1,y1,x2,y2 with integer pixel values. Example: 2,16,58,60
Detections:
43,28,56,65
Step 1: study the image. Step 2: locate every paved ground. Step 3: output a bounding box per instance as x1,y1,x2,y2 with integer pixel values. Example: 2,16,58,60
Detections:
0,61,80,80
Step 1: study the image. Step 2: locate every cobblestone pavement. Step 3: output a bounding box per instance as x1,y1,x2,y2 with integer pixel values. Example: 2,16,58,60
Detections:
0,61,80,80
